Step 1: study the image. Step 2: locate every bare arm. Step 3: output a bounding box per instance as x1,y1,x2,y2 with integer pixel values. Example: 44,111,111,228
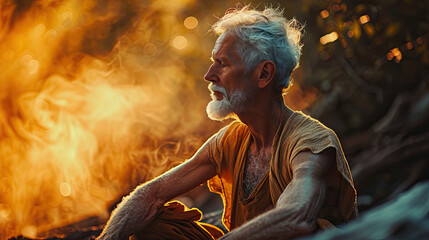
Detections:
220,148,335,240
97,137,217,240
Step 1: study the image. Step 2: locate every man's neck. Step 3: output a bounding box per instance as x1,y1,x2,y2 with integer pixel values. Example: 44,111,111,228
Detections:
237,100,292,153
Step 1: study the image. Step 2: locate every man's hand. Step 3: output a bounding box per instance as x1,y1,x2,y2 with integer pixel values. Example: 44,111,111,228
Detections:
96,183,163,240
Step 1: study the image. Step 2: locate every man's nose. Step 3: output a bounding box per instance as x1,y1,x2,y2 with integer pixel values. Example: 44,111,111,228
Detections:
204,64,217,83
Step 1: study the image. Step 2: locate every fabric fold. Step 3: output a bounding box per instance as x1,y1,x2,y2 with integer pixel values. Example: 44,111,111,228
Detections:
132,201,224,240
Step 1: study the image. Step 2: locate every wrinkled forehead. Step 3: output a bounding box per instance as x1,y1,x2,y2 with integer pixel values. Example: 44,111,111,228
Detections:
212,32,229,54
212,32,243,63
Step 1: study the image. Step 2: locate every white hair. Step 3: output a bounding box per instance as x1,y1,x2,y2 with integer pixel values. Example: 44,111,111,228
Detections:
211,5,303,96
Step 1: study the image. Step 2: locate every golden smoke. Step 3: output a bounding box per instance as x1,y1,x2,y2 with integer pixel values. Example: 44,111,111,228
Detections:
0,0,216,238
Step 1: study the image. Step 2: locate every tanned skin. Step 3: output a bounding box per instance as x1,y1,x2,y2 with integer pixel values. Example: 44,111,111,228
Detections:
97,32,335,240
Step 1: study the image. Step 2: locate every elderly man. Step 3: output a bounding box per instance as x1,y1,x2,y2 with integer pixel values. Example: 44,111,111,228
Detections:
97,6,357,240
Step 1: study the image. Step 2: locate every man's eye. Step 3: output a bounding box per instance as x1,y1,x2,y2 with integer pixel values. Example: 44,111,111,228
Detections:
210,57,225,66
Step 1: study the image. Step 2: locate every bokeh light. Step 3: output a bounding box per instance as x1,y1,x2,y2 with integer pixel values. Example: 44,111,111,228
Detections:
60,182,72,197
27,60,39,75
172,35,188,49
320,32,339,45
0,204,11,220
320,10,329,19
184,16,198,29
143,43,158,56
359,15,370,24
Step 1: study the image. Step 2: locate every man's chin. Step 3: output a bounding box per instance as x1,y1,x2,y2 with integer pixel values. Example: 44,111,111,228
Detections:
207,113,237,121
206,100,234,121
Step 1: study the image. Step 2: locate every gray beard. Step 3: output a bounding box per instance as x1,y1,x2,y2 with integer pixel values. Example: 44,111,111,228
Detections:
206,89,247,121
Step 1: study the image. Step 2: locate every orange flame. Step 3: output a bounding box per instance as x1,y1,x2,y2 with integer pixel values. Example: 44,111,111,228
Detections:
0,0,219,238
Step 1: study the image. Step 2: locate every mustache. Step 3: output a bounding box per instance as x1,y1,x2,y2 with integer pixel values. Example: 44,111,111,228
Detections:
208,83,227,96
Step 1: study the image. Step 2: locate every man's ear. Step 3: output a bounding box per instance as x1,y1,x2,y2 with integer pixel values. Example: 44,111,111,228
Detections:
256,60,276,88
